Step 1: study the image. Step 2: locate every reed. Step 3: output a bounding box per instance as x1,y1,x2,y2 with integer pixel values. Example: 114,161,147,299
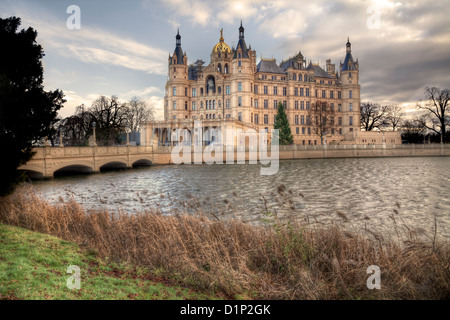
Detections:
0,185,448,299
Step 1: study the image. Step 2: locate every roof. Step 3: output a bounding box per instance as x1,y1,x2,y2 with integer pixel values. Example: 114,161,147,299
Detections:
233,38,249,59
257,59,285,74
172,30,185,65
341,52,356,71
173,46,184,64
280,52,304,71
233,21,249,59
306,63,333,78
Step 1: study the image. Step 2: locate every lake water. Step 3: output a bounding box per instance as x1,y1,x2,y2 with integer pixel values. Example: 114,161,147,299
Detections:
31,157,450,240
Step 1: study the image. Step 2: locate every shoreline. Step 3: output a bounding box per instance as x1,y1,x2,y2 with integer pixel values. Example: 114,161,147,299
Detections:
1,187,449,300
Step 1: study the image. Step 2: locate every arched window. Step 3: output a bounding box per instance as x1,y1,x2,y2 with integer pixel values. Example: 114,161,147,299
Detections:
206,76,215,94
224,64,229,74
218,86,221,94
218,63,222,73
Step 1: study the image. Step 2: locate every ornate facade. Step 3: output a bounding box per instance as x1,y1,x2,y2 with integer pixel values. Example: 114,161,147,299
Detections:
144,23,365,146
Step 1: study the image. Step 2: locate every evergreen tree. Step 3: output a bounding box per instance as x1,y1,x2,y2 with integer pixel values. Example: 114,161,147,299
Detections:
273,102,293,145
0,17,65,195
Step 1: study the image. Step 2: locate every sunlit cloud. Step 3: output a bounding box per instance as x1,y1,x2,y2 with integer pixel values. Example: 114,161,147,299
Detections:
155,0,212,26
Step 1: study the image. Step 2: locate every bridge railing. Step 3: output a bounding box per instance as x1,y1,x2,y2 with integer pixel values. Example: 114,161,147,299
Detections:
29,143,448,159
153,143,448,153
31,145,154,159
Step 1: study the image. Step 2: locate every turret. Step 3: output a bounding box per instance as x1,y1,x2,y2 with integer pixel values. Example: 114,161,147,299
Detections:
169,29,187,66
168,29,188,80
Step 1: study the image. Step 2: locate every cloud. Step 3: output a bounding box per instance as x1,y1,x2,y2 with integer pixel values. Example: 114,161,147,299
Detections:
3,0,449,120
2,3,168,75
60,87,164,120
155,0,212,26
58,90,97,118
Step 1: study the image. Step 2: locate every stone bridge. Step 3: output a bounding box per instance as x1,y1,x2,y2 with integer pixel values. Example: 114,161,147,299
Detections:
18,143,449,179
19,146,156,178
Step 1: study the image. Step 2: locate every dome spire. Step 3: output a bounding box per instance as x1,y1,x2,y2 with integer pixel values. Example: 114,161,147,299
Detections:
212,28,231,54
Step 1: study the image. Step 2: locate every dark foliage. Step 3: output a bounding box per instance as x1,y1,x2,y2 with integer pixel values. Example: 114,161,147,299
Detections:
0,17,64,195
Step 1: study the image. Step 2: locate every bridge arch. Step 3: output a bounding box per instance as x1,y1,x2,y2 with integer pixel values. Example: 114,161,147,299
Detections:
53,164,95,177
99,161,128,172
132,158,153,168
18,169,45,180
50,160,96,177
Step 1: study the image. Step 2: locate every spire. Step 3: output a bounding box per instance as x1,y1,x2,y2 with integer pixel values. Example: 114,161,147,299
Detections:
234,21,249,59
341,37,357,72
239,20,244,39
176,28,181,46
173,28,185,64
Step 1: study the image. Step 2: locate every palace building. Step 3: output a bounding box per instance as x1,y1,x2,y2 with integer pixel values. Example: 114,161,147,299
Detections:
140,23,401,147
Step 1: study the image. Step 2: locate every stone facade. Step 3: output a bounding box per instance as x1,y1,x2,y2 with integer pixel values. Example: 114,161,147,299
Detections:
156,23,362,146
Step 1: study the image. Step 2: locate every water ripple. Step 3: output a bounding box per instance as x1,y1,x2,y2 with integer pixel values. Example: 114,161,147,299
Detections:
32,157,450,239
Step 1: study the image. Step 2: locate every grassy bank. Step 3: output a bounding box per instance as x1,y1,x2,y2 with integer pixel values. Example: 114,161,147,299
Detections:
0,186,449,299
0,223,223,300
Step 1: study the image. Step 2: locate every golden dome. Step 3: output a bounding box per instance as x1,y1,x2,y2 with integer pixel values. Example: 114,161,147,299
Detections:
212,29,231,54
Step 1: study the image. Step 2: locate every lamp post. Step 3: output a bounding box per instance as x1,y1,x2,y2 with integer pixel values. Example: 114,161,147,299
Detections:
59,128,64,147
126,126,130,146
92,121,97,146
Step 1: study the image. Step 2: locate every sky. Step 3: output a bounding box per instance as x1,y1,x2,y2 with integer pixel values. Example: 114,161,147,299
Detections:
1,0,449,120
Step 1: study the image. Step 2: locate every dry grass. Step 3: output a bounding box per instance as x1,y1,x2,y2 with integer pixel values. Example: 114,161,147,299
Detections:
0,185,449,300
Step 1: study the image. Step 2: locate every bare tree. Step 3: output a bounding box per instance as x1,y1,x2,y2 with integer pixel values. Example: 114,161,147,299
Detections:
384,104,404,131
124,96,154,133
417,87,449,143
307,100,337,145
89,95,128,145
402,117,427,144
360,102,388,131
57,104,92,146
